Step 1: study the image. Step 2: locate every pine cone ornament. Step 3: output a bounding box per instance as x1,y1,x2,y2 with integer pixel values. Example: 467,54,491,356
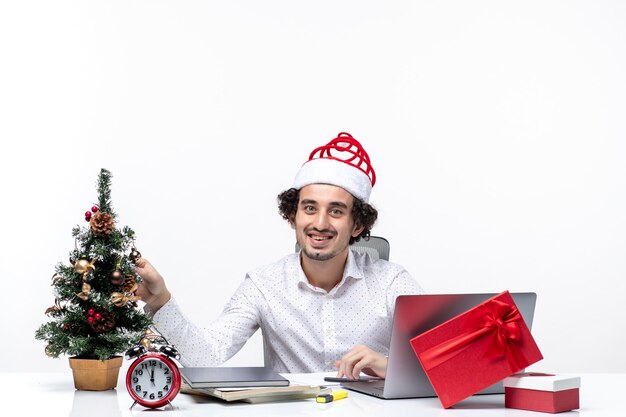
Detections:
122,275,138,293
111,275,140,307
90,310,115,333
89,211,114,235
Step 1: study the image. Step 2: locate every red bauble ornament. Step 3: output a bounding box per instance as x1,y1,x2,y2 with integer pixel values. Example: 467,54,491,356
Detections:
63,324,71,331
91,206,99,213
87,309,95,316
85,211,92,218
94,312,102,321
87,316,94,324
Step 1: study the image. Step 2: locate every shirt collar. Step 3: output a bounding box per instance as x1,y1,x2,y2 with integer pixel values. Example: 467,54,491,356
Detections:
295,249,365,291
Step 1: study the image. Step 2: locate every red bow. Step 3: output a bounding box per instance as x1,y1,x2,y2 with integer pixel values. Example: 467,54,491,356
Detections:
419,299,527,371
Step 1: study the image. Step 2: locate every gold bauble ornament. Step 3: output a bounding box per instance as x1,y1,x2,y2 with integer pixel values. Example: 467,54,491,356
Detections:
74,259,96,274
129,247,142,263
140,337,152,350
45,344,55,357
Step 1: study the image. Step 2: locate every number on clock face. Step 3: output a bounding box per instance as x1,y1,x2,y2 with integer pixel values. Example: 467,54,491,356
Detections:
126,351,181,409
131,358,174,402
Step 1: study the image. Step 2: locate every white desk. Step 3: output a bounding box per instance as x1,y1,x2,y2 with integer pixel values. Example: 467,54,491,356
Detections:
5,372,623,416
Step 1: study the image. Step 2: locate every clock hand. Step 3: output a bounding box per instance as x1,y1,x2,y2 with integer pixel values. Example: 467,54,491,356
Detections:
150,368,155,386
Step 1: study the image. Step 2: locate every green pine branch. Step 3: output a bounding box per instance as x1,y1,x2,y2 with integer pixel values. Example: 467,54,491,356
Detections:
96,168,116,218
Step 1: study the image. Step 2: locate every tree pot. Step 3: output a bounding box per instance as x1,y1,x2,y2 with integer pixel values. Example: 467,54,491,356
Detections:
68,356,123,391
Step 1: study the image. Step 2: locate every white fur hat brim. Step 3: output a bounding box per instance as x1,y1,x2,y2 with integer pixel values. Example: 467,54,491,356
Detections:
292,158,373,203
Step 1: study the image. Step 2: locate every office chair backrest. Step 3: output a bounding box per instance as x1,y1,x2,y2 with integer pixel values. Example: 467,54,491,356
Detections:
294,236,390,261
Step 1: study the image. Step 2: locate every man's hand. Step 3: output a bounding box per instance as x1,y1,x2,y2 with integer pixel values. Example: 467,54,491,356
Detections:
135,258,171,313
335,345,388,379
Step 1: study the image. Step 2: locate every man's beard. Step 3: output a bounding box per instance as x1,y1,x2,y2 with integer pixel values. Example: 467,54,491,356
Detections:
301,247,338,261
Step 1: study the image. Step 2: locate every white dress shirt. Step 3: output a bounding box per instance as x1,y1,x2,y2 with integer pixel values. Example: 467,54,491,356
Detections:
149,249,424,373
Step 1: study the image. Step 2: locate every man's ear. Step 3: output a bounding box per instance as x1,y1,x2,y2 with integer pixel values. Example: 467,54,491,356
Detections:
351,224,365,237
288,215,296,229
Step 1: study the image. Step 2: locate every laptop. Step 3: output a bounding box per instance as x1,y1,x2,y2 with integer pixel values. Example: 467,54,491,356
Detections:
341,292,537,399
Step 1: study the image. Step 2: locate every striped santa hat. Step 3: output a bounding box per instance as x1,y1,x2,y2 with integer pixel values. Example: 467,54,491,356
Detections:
292,132,376,203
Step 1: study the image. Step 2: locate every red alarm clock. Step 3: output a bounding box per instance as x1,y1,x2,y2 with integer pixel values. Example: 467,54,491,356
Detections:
125,335,182,409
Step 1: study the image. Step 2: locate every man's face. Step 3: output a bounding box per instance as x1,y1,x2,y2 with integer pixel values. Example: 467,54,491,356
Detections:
294,183,364,262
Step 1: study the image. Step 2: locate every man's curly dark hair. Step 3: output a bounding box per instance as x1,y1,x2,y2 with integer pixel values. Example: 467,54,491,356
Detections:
277,188,378,245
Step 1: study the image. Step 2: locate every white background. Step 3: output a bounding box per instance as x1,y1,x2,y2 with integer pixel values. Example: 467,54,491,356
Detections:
1,1,624,373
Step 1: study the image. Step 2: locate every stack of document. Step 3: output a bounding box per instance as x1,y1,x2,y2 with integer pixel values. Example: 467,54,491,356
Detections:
180,367,324,403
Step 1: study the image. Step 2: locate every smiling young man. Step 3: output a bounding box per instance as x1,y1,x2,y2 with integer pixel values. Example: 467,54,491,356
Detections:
293,184,365,288
136,132,424,379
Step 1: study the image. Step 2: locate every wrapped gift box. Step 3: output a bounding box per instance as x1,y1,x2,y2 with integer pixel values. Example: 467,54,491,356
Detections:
409,290,543,408
504,372,580,413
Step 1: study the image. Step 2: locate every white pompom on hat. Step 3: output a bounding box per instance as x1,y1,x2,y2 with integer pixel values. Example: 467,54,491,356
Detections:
292,132,376,202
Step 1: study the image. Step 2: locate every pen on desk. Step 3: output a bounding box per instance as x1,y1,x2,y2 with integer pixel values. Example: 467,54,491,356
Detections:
316,389,349,403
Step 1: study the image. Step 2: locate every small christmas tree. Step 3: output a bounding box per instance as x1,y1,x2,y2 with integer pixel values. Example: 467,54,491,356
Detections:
36,168,152,361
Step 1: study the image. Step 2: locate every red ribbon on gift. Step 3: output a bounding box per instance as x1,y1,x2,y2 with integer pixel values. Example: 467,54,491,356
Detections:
419,298,527,371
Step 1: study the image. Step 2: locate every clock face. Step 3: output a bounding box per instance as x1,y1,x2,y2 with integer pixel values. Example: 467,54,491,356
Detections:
126,353,181,408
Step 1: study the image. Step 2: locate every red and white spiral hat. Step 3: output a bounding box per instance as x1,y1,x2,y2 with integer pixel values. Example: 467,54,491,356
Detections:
292,132,376,202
